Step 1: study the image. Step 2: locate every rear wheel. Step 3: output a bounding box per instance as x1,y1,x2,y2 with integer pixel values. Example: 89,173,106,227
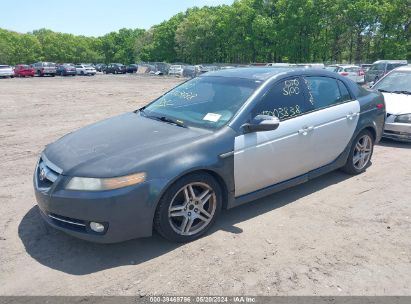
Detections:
154,173,222,242
342,129,374,175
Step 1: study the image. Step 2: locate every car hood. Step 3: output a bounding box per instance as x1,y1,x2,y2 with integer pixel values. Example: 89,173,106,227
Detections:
382,92,411,115
43,112,212,177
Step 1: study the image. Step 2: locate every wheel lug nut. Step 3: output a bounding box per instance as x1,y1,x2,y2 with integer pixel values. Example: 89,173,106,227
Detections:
194,208,198,212
188,212,191,216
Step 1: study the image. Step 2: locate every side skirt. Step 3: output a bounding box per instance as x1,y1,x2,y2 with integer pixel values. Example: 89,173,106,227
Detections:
228,141,352,209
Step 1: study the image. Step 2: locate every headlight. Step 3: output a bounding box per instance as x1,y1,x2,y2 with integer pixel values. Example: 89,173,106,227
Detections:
394,114,411,123
65,172,146,191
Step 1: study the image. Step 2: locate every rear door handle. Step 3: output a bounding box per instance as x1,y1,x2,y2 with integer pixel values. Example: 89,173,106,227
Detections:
346,112,359,120
298,126,314,136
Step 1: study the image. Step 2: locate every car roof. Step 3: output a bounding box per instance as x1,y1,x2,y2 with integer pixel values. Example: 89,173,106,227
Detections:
202,67,296,80
394,65,411,72
201,67,344,81
372,60,408,64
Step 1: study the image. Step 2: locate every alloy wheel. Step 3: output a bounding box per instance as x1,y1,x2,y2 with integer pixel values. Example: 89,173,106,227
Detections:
353,134,372,170
168,182,216,236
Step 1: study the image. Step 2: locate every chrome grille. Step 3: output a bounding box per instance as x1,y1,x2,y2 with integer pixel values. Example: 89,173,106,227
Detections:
36,155,62,189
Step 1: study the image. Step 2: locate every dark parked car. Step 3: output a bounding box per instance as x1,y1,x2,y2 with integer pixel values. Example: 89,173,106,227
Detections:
104,63,126,74
14,64,35,77
365,60,407,83
56,64,76,76
32,62,56,77
126,64,138,73
95,64,106,72
34,68,385,243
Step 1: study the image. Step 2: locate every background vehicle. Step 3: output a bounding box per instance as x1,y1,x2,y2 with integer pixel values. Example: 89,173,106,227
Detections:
372,65,411,142
330,65,365,83
295,63,325,69
183,65,202,78
56,64,76,76
0,65,14,78
14,64,35,77
360,64,372,72
75,64,96,76
95,63,106,72
34,68,385,243
365,60,407,83
126,64,138,73
104,63,126,74
168,65,184,76
266,63,292,67
32,62,56,77
199,65,220,74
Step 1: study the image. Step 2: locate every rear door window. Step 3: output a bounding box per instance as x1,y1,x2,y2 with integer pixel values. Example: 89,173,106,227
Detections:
304,76,350,110
252,77,313,121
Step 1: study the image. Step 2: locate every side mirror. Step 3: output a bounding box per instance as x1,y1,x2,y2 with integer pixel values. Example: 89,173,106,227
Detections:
242,115,280,133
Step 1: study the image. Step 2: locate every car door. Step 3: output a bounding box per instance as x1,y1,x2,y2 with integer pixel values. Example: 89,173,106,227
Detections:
301,76,360,170
234,77,315,197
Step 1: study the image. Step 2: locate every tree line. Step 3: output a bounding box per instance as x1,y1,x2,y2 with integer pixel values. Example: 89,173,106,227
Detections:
1,0,410,65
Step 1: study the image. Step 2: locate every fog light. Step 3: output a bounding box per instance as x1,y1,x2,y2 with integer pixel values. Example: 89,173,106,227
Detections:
90,222,105,233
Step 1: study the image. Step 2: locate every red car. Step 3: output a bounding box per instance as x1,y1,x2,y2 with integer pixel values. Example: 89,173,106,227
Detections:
14,64,35,77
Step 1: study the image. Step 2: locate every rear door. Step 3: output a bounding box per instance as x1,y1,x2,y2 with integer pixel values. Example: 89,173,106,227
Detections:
301,76,360,170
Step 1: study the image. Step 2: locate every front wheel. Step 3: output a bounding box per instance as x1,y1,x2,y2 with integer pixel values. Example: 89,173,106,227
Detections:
154,173,222,242
341,129,374,175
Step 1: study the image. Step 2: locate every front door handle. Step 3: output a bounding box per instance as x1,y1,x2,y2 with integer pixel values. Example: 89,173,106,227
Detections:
298,126,314,136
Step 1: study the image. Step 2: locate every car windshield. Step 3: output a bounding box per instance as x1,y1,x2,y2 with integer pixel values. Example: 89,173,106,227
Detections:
142,76,262,129
0,65,10,69
373,71,411,93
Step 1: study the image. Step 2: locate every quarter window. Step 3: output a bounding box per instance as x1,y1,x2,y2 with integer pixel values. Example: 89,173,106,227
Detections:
252,77,313,121
337,80,352,102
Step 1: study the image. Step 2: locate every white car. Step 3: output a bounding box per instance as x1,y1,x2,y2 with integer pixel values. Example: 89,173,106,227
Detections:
373,65,411,142
0,65,14,78
75,64,96,76
168,65,184,76
327,65,365,84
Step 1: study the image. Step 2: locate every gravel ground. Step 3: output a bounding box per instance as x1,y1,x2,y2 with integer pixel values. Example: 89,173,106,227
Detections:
0,74,410,296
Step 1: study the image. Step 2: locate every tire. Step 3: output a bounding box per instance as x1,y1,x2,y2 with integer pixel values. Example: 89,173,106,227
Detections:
154,172,222,242
81,71,84,76
341,129,374,175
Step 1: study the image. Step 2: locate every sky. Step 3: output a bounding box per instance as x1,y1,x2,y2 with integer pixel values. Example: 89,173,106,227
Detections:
0,0,234,37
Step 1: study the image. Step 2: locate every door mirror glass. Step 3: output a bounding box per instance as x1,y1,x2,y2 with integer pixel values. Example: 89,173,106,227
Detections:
242,115,280,133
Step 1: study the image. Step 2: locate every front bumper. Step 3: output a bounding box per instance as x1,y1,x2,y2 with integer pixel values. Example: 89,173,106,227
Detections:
33,161,162,243
383,121,411,142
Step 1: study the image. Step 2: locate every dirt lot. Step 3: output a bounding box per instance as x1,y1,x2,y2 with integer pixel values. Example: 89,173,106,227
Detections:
0,74,410,296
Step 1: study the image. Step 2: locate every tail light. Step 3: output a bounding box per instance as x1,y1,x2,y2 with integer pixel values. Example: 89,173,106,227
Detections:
340,72,349,76
376,103,384,109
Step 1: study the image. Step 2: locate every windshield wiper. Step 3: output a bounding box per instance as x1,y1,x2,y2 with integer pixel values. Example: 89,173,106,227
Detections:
392,90,411,95
145,115,187,128
158,116,187,128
